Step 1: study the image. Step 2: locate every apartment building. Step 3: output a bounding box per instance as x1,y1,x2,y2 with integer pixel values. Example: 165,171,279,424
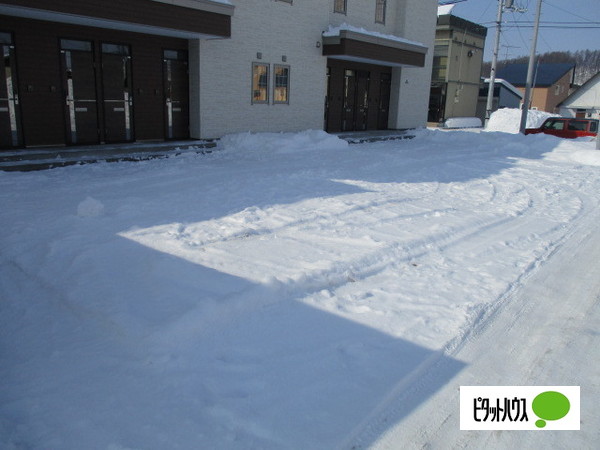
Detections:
429,12,487,123
1,0,437,149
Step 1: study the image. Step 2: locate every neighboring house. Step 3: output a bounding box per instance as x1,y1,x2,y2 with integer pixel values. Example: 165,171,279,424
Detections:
428,8,487,123
496,63,575,113
475,77,522,121
0,0,437,149
558,71,600,120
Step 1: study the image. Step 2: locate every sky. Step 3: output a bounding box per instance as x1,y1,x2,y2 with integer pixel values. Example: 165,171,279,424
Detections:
444,0,600,62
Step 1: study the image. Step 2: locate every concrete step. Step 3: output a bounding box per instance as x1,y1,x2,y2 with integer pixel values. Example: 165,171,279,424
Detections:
1,130,416,172
0,140,217,172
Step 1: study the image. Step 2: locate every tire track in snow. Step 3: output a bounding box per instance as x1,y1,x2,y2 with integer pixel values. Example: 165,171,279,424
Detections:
339,175,599,450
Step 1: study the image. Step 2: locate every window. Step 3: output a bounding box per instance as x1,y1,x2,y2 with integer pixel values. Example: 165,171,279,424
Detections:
543,119,565,131
60,39,92,52
0,31,12,44
375,0,386,24
432,56,448,81
273,65,290,104
334,0,347,14
102,43,129,55
567,120,587,131
252,63,269,104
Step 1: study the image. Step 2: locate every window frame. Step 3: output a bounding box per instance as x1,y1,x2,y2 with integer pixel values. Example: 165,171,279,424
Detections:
251,62,270,104
375,0,387,24
273,64,290,105
334,0,347,14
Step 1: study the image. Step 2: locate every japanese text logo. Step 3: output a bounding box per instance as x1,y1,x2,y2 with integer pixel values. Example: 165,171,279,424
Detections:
460,386,580,430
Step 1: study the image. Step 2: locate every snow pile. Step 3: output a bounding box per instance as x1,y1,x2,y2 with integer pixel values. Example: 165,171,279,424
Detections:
486,108,558,133
543,138,600,166
218,129,348,155
443,117,482,129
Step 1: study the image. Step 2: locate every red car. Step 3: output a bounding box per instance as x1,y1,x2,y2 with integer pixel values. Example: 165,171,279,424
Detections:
525,117,598,138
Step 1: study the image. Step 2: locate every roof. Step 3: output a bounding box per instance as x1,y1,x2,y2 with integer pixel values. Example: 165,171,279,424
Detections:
482,78,523,99
497,63,575,87
436,14,488,38
558,71,600,108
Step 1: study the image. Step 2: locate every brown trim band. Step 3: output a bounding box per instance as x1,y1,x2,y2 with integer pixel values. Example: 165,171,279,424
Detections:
0,0,230,37
323,38,425,68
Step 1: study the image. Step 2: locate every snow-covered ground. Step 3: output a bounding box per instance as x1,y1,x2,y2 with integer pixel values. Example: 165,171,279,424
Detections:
1,125,599,449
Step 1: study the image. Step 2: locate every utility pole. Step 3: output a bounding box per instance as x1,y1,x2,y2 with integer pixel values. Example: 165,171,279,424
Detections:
485,1,519,127
519,0,543,134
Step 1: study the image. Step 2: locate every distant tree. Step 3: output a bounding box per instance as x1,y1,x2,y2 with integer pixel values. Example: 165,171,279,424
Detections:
481,49,600,85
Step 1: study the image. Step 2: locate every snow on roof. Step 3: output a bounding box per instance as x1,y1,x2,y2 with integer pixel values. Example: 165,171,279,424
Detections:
323,23,426,49
437,5,455,16
483,78,523,99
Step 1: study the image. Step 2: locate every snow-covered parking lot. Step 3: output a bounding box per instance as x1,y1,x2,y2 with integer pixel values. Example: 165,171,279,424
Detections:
1,126,599,448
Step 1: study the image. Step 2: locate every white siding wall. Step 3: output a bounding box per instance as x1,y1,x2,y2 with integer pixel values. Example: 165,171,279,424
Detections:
193,0,329,138
389,0,437,129
190,0,437,138
329,0,398,35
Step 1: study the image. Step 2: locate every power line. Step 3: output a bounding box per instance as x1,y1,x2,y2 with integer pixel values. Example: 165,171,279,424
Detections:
502,25,600,29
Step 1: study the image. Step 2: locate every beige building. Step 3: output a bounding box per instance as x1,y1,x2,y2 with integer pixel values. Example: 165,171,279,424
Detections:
429,13,487,123
497,63,575,113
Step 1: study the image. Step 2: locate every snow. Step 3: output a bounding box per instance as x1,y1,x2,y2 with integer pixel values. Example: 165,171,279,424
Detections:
1,128,599,449
485,107,559,133
77,196,106,218
483,77,523,99
443,117,482,129
437,5,455,16
323,23,426,49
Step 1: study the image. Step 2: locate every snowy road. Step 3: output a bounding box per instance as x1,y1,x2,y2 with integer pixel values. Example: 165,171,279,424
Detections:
1,128,599,448
356,191,600,449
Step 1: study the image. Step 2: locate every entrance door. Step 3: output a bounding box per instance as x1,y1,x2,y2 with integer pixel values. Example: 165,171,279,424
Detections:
60,39,99,145
342,69,356,132
101,43,133,143
377,73,391,130
355,70,370,131
342,69,370,131
0,31,21,148
163,49,189,140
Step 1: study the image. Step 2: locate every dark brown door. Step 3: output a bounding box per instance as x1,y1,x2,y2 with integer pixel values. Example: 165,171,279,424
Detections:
101,43,133,143
377,72,391,130
60,39,99,145
163,49,189,140
342,69,356,132
355,70,370,131
1,32,21,148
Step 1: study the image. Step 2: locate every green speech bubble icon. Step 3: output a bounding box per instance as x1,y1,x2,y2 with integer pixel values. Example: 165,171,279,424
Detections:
532,391,570,428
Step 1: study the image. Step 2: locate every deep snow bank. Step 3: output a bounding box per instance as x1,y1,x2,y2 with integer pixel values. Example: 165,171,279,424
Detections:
486,108,558,133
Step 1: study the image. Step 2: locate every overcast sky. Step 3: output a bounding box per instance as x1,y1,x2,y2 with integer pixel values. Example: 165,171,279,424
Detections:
444,0,600,61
